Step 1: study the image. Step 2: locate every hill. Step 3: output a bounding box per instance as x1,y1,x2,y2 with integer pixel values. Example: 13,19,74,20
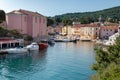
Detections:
47,6,120,26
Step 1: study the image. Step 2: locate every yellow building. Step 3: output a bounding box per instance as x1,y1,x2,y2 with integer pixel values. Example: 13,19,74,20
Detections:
80,24,100,40
61,26,67,35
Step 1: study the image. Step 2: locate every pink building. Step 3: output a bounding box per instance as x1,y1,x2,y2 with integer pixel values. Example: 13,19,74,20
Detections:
100,26,118,39
5,9,47,38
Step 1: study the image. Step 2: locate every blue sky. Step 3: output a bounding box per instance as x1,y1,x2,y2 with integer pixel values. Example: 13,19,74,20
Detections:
0,0,120,16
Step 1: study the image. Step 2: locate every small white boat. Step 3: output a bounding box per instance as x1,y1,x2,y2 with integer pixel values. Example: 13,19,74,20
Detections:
80,36,91,41
62,38,70,42
5,46,28,54
25,42,39,51
104,41,114,46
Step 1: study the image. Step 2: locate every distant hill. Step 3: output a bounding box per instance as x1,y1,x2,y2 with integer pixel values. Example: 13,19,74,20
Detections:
47,6,120,26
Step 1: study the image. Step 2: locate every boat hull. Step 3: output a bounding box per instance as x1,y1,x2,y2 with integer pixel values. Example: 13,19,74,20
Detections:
39,43,48,50
25,42,39,51
5,48,28,54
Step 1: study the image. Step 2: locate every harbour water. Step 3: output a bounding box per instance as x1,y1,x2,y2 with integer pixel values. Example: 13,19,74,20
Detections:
0,42,96,80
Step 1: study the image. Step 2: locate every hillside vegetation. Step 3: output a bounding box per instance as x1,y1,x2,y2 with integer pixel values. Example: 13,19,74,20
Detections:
47,6,120,26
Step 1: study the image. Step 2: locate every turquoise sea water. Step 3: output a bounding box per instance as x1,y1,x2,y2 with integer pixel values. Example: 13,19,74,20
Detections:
0,42,96,80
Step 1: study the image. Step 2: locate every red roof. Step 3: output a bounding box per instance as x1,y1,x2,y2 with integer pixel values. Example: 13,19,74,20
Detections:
0,39,20,44
73,23,100,28
7,9,45,17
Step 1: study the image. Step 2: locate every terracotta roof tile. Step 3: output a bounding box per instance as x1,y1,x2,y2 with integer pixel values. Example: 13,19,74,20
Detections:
7,9,45,17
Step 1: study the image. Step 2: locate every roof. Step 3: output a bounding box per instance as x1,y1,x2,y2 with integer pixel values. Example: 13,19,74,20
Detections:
7,9,46,17
100,26,118,30
73,23,100,28
0,38,23,44
104,22,119,26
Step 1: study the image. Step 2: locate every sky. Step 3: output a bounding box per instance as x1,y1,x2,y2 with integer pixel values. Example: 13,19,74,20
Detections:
0,0,120,17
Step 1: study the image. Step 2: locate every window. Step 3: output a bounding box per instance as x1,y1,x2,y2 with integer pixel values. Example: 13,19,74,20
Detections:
35,17,37,23
24,16,27,22
39,17,41,23
96,32,98,35
43,18,45,23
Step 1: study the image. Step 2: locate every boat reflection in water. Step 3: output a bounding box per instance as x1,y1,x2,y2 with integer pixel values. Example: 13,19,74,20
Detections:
0,42,95,80
0,50,47,80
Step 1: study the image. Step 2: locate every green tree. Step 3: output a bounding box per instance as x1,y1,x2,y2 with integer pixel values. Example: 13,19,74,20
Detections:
92,36,120,80
0,27,8,37
50,6,120,25
9,29,22,38
47,18,54,26
23,34,33,41
0,10,6,23
54,17,62,25
62,18,72,26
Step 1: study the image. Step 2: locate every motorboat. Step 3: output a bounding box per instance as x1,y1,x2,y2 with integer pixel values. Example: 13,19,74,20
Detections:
48,40,55,46
5,46,28,54
39,43,48,50
55,38,76,42
80,36,91,41
62,38,70,42
25,42,39,51
48,37,55,45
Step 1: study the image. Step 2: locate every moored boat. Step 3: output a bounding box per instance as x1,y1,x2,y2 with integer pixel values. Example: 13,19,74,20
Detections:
39,43,48,50
25,42,39,51
5,46,28,54
80,37,91,41
55,38,77,42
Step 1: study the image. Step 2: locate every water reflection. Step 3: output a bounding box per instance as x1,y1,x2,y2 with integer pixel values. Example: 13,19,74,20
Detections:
0,42,95,80
0,50,47,80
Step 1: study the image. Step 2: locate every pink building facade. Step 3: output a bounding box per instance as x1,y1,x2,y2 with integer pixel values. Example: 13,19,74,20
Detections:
100,26,118,39
5,9,47,38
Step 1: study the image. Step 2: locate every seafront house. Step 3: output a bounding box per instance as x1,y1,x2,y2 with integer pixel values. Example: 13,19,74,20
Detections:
61,26,67,35
47,26,62,35
100,25,118,39
64,26,74,36
4,9,47,39
47,26,55,35
80,24,100,40
73,23,100,40
104,24,120,45
54,26,62,34
73,23,84,37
